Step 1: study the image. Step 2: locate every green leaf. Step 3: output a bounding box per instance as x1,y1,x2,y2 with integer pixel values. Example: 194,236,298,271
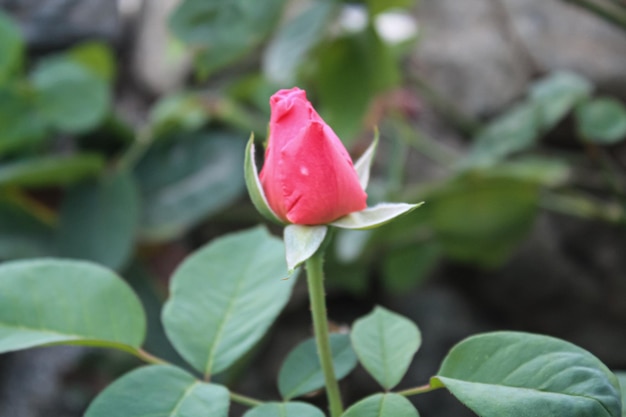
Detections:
317,27,400,143
31,57,110,133
85,365,229,417
342,393,420,417
56,171,139,270
244,402,325,417
331,203,422,230
68,41,116,81
0,85,48,156
530,71,593,131
351,306,421,389
244,134,283,224
0,198,54,259
382,242,441,293
284,225,327,272
0,154,105,188
0,11,23,83
354,130,379,190
170,0,285,77
263,1,336,85
162,226,297,376
135,131,247,242
464,102,539,168
576,97,626,145
278,333,358,400
367,0,414,16
149,92,209,139
433,331,622,417
0,259,146,353
615,372,625,416
430,176,538,267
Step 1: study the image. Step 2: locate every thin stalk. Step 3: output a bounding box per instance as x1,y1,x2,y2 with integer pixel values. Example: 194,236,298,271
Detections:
229,392,263,408
116,127,153,172
397,383,440,397
305,251,343,417
562,0,626,32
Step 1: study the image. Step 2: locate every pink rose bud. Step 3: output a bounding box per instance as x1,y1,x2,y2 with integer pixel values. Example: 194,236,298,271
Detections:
259,88,367,225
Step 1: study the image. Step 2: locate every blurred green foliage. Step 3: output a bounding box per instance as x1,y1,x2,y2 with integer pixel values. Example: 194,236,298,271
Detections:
1,0,626,299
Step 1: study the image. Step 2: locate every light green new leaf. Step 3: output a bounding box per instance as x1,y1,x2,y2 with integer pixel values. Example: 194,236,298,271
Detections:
341,393,420,417
284,224,327,272
0,259,146,353
244,402,325,417
576,98,626,145
68,41,116,82
162,226,297,376
244,134,283,224
354,130,379,190
0,11,23,83
0,154,105,188
278,333,357,400
31,57,110,133
433,331,622,417
331,203,422,230
530,71,592,131
135,131,246,242
351,306,421,389
85,365,229,417
57,171,139,270
263,1,336,85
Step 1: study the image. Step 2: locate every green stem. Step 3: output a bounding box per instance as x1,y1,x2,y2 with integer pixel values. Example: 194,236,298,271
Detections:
397,383,439,397
116,127,153,172
229,392,263,408
305,250,344,417
562,0,626,32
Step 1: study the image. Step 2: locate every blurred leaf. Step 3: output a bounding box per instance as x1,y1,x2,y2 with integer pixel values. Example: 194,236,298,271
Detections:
68,41,116,81
367,0,414,16
0,154,104,188
530,71,592,131
464,102,539,168
149,92,209,139
433,332,622,417
162,227,298,376
317,27,400,143
0,85,48,156
170,0,285,77
342,393,420,417
325,256,371,296
430,176,538,267
57,171,139,270
576,97,626,145
351,307,421,389
135,131,246,242
0,11,23,83
278,333,357,400
382,242,441,293
263,1,336,85
0,259,146,353
481,157,570,187
0,198,54,259
30,57,110,133
244,402,325,417
85,365,229,417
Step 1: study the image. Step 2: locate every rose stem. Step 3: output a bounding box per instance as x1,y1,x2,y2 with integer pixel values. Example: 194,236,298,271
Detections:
305,250,344,417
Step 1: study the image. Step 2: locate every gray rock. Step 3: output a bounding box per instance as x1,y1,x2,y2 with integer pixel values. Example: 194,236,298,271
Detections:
0,0,120,50
415,0,626,117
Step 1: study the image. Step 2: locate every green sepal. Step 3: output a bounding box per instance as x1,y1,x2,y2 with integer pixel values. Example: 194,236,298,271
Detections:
354,129,379,190
244,133,284,224
284,224,328,272
331,202,423,230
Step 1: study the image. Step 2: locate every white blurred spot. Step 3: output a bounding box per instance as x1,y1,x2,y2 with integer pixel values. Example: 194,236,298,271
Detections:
375,11,419,44
118,0,143,18
338,4,368,34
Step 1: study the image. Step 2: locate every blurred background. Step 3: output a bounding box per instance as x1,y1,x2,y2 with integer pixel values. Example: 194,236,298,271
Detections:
0,0,625,416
